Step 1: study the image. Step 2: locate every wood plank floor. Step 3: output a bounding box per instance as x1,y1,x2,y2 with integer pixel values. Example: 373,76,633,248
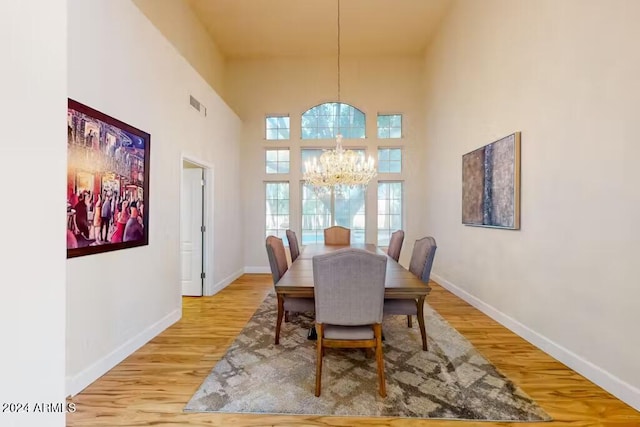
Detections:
67,274,640,426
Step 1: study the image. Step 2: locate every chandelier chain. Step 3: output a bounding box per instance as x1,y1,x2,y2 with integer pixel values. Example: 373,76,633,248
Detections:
337,0,341,103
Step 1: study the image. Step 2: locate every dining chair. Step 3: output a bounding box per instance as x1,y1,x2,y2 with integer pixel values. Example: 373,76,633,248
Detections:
265,236,315,344
386,230,405,262
323,225,350,245
312,248,387,397
285,229,300,263
383,236,437,350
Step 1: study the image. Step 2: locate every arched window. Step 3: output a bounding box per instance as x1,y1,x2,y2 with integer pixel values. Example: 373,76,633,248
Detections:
301,102,366,139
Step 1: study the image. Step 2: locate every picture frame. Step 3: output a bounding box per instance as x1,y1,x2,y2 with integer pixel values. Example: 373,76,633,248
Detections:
462,132,520,229
67,99,150,258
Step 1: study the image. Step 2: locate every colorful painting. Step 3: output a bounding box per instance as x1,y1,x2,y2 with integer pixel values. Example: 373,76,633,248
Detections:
67,99,150,258
462,132,520,229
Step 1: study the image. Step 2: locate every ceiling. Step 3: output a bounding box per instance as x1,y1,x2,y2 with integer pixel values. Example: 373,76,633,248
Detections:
186,0,452,59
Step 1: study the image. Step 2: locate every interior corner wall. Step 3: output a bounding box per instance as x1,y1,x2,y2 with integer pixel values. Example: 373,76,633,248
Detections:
132,0,227,102
421,0,640,410
225,56,427,270
1,1,66,426
66,0,243,396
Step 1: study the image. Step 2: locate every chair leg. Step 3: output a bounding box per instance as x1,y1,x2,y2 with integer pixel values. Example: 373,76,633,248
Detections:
276,296,284,345
373,323,386,398
416,297,428,351
315,323,324,397
284,311,290,322
407,315,412,328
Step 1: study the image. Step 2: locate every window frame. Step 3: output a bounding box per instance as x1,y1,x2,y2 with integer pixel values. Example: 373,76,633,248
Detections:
377,113,403,139
265,181,290,245
265,114,291,140
377,180,404,246
265,147,291,175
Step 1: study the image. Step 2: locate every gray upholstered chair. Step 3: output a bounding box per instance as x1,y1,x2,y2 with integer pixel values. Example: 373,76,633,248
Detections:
312,248,387,397
323,225,350,245
386,230,404,262
265,236,315,344
383,236,437,351
286,229,300,263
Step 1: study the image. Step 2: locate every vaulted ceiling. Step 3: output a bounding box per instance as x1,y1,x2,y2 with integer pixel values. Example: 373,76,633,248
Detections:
185,0,452,59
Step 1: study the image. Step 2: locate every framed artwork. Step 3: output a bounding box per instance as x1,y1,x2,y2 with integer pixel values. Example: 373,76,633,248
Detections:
462,132,520,229
67,99,150,258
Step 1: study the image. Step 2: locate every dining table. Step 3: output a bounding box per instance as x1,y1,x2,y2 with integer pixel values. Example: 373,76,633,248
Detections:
275,243,431,350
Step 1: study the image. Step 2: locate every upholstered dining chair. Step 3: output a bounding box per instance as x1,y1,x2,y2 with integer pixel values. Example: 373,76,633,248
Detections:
383,236,437,350
323,225,350,245
386,230,405,262
265,236,315,344
312,248,387,397
286,229,300,263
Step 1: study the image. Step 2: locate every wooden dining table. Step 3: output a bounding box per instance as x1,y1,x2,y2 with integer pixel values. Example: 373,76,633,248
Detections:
275,243,431,350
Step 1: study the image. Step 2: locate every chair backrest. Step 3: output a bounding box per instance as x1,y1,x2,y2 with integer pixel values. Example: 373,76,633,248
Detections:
312,248,387,325
265,236,288,284
323,226,351,245
408,236,437,283
286,229,300,263
386,230,405,262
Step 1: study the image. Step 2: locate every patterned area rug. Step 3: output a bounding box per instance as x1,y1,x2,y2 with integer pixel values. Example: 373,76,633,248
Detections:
185,292,551,422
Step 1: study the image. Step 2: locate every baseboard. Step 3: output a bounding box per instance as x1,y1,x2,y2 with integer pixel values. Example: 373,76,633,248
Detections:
65,308,181,397
244,266,270,274
431,273,640,411
206,268,244,296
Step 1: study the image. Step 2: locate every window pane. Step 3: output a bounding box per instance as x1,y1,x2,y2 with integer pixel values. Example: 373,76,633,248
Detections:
266,115,290,140
388,161,401,173
377,182,402,246
377,114,402,140
265,182,289,244
266,150,277,161
389,149,401,161
266,161,278,174
302,102,366,140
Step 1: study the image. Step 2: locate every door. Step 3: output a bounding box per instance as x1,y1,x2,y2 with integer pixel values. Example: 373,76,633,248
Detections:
181,165,204,296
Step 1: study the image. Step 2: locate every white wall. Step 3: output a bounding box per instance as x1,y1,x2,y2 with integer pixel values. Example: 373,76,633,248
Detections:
227,56,427,270
66,0,243,395
0,1,66,426
422,0,640,410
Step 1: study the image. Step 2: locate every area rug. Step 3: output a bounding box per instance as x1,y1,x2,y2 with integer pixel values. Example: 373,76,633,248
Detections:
185,292,551,422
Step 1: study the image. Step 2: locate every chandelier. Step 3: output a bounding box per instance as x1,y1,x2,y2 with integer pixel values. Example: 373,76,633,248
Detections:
302,0,377,193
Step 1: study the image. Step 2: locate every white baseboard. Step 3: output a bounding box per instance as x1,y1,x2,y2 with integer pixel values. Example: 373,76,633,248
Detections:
65,308,181,397
206,268,244,296
431,273,640,411
244,266,270,274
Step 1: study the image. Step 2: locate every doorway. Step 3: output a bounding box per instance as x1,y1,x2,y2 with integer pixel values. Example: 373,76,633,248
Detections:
180,159,207,296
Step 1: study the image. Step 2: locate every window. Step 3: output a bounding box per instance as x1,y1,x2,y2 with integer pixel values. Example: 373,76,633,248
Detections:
266,182,290,244
377,114,402,139
265,115,290,140
301,102,365,139
378,148,402,173
377,182,402,246
301,149,367,245
265,149,290,174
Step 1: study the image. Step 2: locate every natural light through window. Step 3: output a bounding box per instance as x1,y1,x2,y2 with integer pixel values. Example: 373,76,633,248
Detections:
301,102,366,139
265,115,290,140
265,149,290,174
378,148,402,173
377,114,402,139
378,181,402,246
265,182,290,244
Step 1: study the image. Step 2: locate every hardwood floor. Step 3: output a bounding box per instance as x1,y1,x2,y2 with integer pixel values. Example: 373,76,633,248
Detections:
67,274,640,426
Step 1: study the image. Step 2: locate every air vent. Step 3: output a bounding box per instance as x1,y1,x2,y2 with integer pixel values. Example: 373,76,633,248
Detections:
189,95,207,117
189,95,201,111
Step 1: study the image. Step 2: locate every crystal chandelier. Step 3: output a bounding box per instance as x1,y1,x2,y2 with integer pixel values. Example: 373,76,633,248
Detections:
302,0,376,193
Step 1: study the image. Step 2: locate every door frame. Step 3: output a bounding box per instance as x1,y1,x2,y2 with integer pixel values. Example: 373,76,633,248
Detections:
179,153,214,296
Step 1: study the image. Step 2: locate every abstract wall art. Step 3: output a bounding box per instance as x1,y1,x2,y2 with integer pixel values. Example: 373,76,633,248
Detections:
67,99,150,258
462,132,520,229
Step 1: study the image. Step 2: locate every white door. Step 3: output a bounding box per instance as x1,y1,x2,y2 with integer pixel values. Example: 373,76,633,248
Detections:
181,166,204,296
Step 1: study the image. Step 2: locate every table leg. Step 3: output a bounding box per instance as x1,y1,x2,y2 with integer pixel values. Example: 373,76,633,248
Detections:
416,296,428,351
276,294,284,345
